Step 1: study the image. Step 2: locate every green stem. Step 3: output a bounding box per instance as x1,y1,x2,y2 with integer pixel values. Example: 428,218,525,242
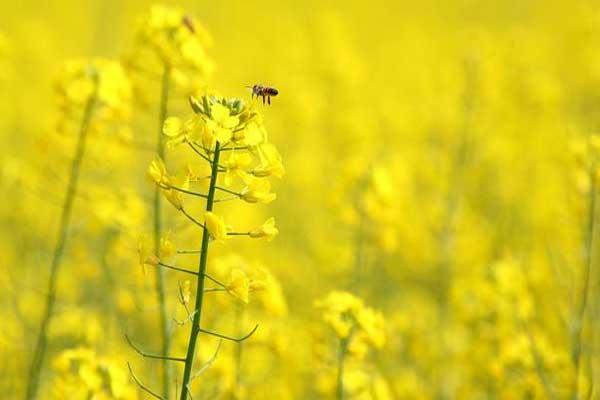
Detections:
572,165,597,400
154,65,172,400
25,92,97,400
180,142,222,400
336,335,350,400
232,306,243,400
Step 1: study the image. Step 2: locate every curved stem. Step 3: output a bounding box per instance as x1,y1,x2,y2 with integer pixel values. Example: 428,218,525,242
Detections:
125,335,186,362
153,65,172,400
215,186,242,197
156,262,198,276
128,363,165,400
190,340,222,382
221,146,249,152
188,142,226,171
179,142,222,400
26,92,97,400
160,183,208,199
198,324,258,343
204,273,227,289
180,208,206,229
232,306,243,400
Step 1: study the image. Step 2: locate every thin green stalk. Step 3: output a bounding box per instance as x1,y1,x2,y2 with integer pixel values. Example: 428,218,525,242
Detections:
100,231,129,334
572,165,597,400
154,65,172,400
524,324,554,400
336,335,350,400
231,306,243,400
180,142,222,400
26,92,97,400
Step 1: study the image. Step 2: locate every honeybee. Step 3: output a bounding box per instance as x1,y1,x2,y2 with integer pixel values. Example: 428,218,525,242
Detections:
247,84,279,105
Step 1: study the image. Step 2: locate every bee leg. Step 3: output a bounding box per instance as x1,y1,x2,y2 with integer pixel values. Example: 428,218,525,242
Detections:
268,96,271,105
262,95,265,104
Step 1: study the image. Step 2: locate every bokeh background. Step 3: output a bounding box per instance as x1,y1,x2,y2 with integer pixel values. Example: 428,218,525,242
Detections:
2,0,600,398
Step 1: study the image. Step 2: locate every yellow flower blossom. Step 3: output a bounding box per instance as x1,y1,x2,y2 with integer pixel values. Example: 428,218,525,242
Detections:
162,187,184,210
163,116,183,137
249,217,279,241
163,115,202,147
223,151,252,186
371,166,394,203
316,291,361,338
226,268,250,303
79,363,102,390
128,5,214,79
159,231,176,259
137,236,158,267
252,267,288,316
253,143,285,178
204,211,229,241
206,103,239,143
56,58,131,127
51,348,136,398
160,175,189,210
347,336,369,359
241,177,276,203
233,120,267,146
147,157,169,185
316,291,385,347
355,307,386,348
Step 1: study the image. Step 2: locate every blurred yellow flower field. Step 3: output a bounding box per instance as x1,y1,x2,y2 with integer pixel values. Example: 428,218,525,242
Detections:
1,1,600,399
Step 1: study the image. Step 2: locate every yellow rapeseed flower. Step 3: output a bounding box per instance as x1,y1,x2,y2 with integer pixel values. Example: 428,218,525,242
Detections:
129,5,214,77
223,151,252,186
316,291,385,347
163,116,183,137
233,120,267,146
253,143,285,178
241,177,276,203
147,157,169,185
137,236,158,267
159,231,176,259
206,103,239,143
226,268,250,303
204,211,229,241
249,217,279,241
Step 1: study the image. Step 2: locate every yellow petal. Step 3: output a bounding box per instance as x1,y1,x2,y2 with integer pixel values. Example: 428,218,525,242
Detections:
163,116,183,137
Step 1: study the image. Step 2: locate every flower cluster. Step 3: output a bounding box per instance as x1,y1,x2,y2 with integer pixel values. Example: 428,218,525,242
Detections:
209,254,287,311
126,5,214,95
315,290,386,352
146,95,284,243
138,93,284,399
50,347,136,399
314,291,387,398
55,58,131,134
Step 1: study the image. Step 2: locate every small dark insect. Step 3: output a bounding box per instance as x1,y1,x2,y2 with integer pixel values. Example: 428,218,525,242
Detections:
182,15,195,33
247,84,279,105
